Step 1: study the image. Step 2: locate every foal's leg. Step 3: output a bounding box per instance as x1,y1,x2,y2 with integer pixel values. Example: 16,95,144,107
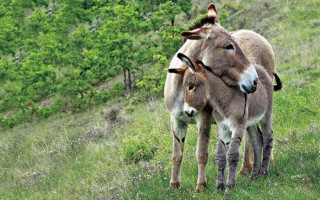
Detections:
195,111,211,192
216,126,230,191
247,125,263,178
239,133,254,175
259,116,274,176
170,116,188,187
224,126,245,197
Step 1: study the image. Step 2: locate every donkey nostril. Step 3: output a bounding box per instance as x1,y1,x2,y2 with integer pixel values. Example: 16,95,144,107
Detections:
185,110,192,117
253,79,258,86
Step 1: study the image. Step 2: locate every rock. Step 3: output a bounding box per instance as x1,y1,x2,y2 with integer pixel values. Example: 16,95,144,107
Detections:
311,19,320,26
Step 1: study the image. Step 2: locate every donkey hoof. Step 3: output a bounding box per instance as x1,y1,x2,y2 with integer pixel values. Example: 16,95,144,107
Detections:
238,168,249,175
170,181,180,188
258,169,269,176
250,172,259,179
223,187,232,199
238,165,252,175
216,182,225,191
195,181,207,192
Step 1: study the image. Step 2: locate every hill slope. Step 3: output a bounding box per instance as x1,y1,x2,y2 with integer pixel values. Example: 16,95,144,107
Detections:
1,0,320,199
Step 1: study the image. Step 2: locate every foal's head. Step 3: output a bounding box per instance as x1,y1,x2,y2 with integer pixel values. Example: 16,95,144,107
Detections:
182,3,258,94
169,53,212,117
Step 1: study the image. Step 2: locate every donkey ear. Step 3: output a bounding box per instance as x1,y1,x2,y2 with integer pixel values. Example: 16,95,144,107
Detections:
181,27,211,40
168,67,188,75
207,3,219,23
177,53,196,73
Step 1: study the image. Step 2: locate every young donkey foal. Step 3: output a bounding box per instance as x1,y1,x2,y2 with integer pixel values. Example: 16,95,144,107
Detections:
169,53,274,196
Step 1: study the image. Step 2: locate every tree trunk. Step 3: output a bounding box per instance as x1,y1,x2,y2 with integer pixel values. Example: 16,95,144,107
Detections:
133,73,137,90
127,68,132,91
83,0,88,10
186,13,192,21
123,68,127,91
171,19,174,26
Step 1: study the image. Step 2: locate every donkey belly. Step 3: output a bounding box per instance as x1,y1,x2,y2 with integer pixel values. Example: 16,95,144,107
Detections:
247,113,265,127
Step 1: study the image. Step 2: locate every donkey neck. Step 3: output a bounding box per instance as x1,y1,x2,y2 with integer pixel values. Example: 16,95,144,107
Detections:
204,71,244,118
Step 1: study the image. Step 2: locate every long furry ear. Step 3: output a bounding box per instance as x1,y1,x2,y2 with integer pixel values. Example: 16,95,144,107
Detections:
207,3,219,22
181,27,211,40
168,67,188,75
177,53,196,73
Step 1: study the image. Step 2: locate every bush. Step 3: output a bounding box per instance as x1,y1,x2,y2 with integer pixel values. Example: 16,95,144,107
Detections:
1,115,18,128
0,0,188,128
95,82,125,103
122,135,158,164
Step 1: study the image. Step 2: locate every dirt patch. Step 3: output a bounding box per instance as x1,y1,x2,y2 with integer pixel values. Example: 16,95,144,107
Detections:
38,98,53,108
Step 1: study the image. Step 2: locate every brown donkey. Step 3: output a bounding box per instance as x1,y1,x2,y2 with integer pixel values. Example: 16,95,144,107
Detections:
164,3,278,191
169,53,276,197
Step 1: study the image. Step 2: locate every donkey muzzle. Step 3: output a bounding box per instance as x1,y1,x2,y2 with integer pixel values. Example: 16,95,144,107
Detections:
238,65,259,94
241,84,257,94
184,103,198,117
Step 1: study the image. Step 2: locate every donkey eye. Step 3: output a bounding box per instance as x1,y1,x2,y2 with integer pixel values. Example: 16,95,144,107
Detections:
224,44,234,52
188,86,195,91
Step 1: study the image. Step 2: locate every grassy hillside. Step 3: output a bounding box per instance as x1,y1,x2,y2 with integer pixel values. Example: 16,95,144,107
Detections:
0,0,188,128
1,0,320,199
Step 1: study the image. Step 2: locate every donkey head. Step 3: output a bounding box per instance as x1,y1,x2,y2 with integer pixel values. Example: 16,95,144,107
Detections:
168,53,210,117
181,4,258,94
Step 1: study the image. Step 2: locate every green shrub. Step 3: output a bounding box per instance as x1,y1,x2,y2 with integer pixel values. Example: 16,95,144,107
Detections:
122,135,158,164
0,0,188,127
38,106,54,119
1,115,18,128
95,82,125,103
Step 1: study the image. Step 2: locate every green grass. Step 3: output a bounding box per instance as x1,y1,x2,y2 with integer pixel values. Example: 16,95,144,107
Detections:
1,0,320,199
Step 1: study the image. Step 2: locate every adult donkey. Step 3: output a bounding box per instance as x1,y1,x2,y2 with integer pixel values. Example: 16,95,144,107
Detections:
164,4,276,191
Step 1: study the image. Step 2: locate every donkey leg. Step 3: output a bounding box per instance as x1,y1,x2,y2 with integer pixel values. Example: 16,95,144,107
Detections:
216,126,229,191
195,111,211,192
216,140,227,190
170,116,188,187
247,125,263,178
270,149,275,167
224,127,245,197
259,116,274,176
239,132,254,175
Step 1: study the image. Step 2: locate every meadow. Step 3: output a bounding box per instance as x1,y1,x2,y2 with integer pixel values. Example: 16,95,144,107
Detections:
0,0,320,199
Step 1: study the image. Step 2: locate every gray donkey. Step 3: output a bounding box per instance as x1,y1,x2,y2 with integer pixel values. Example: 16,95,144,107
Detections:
169,53,280,197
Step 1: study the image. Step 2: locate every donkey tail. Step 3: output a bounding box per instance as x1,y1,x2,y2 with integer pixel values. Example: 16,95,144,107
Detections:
273,72,282,91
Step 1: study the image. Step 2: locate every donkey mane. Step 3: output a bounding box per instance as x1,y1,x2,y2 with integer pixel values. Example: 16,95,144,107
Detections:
195,60,214,74
188,16,216,31
183,16,216,43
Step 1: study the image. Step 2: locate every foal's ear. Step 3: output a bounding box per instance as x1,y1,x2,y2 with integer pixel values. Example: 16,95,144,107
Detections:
207,3,219,23
168,67,187,75
177,53,196,73
181,27,211,40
